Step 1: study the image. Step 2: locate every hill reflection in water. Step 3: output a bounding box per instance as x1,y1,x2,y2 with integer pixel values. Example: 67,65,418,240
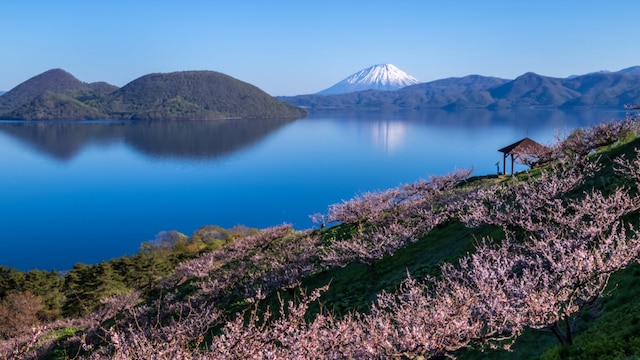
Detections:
0,117,297,161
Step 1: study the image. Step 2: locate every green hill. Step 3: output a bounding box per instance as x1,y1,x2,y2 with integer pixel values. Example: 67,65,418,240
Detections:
0,69,306,120
0,69,117,119
105,71,306,120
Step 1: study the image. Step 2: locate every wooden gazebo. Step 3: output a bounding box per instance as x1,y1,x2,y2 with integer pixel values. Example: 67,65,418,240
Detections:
498,137,547,175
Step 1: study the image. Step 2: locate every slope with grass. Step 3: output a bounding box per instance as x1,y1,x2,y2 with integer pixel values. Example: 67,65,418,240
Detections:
1,117,640,359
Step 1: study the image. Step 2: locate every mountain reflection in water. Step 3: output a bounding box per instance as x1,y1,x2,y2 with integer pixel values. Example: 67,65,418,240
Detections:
0,117,297,161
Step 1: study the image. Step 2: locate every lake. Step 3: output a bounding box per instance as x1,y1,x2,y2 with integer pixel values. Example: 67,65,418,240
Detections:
0,108,630,271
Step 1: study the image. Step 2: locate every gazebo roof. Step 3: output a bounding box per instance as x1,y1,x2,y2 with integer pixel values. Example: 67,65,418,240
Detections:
498,137,547,155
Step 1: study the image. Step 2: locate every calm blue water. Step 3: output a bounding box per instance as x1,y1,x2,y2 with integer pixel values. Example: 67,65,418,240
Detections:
0,108,630,271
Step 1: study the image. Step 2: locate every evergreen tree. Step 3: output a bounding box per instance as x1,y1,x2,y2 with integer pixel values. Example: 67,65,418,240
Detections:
63,262,130,317
22,269,65,320
0,266,25,297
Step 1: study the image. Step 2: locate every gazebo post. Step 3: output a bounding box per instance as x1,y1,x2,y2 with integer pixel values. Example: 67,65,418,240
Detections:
503,153,507,175
511,154,515,175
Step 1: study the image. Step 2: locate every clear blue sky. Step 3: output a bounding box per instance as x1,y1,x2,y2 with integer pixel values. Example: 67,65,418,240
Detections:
1,1,637,96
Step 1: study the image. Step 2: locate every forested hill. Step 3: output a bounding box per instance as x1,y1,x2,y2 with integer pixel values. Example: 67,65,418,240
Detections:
0,69,117,119
105,71,306,120
0,69,306,120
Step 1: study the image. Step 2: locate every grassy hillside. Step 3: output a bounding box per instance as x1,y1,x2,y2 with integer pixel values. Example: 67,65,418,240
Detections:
1,117,640,359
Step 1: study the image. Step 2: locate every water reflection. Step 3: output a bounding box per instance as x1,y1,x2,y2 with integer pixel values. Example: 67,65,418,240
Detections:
0,117,298,161
311,107,627,127
310,108,630,150
369,120,408,153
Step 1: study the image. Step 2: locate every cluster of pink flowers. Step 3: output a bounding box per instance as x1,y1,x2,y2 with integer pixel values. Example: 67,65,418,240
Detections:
321,168,473,267
519,115,640,167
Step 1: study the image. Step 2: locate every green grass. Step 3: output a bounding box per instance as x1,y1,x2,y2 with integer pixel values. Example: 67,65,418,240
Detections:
537,263,640,360
225,220,496,337
258,220,503,321
39,327,82,360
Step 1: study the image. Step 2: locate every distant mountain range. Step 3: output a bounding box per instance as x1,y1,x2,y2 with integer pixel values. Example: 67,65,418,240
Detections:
0,69,306,120
4,65,640,118
280,66,640,110
317,64,418,94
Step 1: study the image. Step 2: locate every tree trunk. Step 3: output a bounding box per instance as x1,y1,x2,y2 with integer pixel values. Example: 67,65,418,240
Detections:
549,319,573,346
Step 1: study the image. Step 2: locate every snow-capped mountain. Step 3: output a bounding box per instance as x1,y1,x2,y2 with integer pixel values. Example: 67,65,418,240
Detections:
317,64,419,95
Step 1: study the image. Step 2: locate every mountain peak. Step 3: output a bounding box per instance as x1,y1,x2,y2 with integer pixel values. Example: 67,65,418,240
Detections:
0,68,89,113
317,64,419,95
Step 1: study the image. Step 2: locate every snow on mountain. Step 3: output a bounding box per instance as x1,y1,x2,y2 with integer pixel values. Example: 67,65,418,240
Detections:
317,64,419,95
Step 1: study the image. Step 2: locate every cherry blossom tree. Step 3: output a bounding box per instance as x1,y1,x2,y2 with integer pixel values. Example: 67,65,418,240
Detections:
321,168,473,268
615,147,640,191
